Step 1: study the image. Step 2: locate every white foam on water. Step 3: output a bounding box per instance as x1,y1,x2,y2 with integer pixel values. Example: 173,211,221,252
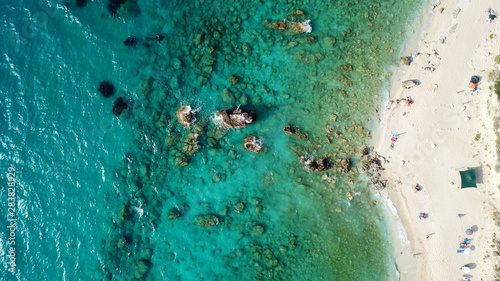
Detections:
379,193,417,280
302,19,312,33
210,112,224,126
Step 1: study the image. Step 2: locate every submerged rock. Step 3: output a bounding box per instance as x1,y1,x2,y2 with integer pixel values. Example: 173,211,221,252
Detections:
108,0,140,17
233,202,246,213
124,36,138,47
221,88,236,104
107,0,127,16
252,224,266,237
218,106,256,128
167,207,182,220
229,75,239,85
76,0,88,8
244,135,262,153
339,65,354,71
98,81,115,98
337,158,351,174
133,259,151,280
283,124,309,139
176,105,195,127
195,214,220,227
112,97,128,116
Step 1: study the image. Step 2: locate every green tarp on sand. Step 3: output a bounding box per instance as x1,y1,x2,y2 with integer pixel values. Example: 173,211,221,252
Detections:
460,170,477,188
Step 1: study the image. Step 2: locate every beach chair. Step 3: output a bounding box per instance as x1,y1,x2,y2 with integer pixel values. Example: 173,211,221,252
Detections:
391,133,398,142
457,250,464,253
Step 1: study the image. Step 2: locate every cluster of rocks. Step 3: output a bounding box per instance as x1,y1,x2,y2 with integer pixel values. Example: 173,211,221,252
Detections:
98,81,129,116
283,124,310,140
336,158,351,174
266,10,312,34
107,200,159,280
361,152,387,189
339,64,354,71
299,157,332,172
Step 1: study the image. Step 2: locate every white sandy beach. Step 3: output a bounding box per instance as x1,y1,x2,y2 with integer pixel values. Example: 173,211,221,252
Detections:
374,0,500,280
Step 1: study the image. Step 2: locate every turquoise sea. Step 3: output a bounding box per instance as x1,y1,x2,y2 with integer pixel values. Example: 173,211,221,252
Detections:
0,0,426,280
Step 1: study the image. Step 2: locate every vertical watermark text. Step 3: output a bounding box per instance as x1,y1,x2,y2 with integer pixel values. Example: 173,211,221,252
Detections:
7,165,16,274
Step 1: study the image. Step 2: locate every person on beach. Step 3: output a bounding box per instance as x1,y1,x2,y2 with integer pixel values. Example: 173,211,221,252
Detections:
415,184,422,191
405,97,414,107
419,212,428,219
486,8,498,23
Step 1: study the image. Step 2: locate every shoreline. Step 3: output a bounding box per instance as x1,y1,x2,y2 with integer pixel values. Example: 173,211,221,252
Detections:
373,0,500,280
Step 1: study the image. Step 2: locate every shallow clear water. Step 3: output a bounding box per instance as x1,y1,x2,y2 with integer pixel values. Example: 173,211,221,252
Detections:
0,0,426,280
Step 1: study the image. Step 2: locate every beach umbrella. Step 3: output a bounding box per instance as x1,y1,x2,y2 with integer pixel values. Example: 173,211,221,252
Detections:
465,229,473,235
461,265,471,273
459,170,477,188
464,248,471,255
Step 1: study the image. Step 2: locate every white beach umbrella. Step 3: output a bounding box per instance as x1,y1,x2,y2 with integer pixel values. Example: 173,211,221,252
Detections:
461,265,471,273
464,248,471,255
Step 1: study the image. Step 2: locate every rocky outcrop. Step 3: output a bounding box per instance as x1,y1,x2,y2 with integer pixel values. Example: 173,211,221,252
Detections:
267,10,312,34
362,153,387,190
112,97,128,116
98,81,115,98
300,157,332,172
244,135,262,153
176,105,194,127
218,106,256,128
